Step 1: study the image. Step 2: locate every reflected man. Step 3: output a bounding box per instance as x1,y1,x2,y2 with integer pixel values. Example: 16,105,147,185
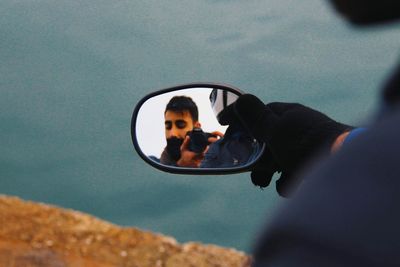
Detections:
160,96,207,167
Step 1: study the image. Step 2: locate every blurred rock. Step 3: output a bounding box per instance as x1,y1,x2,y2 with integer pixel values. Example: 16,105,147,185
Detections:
0,195,251,267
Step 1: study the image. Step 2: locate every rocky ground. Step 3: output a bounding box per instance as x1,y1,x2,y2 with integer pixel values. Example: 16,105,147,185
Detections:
0,195,251,267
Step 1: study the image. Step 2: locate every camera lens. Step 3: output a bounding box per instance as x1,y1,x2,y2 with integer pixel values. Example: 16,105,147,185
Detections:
188,128,208,153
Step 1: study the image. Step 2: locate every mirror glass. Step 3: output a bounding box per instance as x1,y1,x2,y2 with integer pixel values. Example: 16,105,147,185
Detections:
133,87,263,171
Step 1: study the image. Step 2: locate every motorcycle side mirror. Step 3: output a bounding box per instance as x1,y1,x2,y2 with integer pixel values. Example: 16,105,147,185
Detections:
131,83,265,174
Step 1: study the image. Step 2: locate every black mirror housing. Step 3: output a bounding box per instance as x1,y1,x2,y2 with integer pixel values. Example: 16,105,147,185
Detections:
131,83,265,174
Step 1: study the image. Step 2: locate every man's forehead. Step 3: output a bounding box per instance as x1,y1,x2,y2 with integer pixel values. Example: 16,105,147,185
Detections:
165,110,193,121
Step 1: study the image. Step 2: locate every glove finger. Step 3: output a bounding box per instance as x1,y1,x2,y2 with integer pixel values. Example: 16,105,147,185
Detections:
217,103,238,126
275,172,302,198
266,102,303,116
233,94,278,142
250,153,280,188
251,170,274,188
252,146,280,172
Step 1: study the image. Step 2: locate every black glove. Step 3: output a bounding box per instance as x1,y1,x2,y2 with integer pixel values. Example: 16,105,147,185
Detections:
232,94,353,197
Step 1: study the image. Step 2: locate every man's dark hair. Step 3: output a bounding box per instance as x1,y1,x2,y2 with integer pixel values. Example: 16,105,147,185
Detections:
165,96,199,122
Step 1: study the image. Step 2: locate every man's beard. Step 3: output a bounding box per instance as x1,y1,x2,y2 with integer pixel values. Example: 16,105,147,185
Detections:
166,137,184,161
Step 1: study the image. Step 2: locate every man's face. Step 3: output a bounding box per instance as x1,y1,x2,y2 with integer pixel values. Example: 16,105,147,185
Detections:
164,110,195,140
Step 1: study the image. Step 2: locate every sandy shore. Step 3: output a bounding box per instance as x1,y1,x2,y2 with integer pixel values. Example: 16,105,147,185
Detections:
0,195,251,267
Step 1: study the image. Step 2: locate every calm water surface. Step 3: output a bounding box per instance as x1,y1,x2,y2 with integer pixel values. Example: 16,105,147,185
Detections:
1,0,399,251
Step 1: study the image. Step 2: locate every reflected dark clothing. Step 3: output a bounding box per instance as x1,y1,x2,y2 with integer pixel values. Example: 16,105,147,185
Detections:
200,124,261,168
253,64,400,266
149,155,160,163
159,147,178,166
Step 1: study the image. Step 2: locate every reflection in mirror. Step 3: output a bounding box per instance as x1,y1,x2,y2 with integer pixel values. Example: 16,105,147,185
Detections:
135,88,262,169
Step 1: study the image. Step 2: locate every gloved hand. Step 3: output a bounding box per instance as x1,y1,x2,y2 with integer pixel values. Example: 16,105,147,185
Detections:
232,94,353,197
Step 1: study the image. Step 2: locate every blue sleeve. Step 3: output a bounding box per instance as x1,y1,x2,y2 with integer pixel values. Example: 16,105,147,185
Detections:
342,127,367,146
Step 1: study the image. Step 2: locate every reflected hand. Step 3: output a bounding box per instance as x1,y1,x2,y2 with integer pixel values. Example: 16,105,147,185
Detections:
207,131,224,144
177,136,207,168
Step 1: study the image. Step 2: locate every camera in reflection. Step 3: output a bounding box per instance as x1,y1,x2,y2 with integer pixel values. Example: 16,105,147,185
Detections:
187,127,215,153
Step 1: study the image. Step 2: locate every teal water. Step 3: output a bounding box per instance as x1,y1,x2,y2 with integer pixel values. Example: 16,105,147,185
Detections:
1,0,399,251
